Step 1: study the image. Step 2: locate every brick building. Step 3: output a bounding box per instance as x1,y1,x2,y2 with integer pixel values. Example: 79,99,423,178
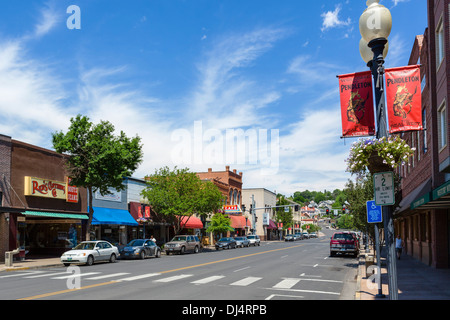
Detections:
0,136,88,260
395,0,450,268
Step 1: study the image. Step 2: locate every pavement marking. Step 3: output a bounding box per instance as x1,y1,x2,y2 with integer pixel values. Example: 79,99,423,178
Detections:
230,277,262,287
116,273,161,282
0,272,43,278
155,274,193,283
191,275,225,284
24,272,71,279
51,272,100,279
18,243,305,300
85,273,130,280
265,294,304,300
272,278,301,289
233,266,250,272
268,287,340,296
17,281,117,300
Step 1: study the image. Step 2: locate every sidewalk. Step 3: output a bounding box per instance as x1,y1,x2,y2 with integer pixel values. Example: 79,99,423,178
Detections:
0,257,63,272
356,246,450,300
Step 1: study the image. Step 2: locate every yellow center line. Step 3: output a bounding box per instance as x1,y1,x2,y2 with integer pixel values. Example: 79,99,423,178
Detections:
18,243,304,300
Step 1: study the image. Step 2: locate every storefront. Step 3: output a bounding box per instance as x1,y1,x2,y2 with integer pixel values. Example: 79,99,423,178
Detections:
89,188,138,246
0,138,89,258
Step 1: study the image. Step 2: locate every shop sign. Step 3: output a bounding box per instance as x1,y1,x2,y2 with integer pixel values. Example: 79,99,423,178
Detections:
223,205,241,214
66,177,79,203
24,176,79,203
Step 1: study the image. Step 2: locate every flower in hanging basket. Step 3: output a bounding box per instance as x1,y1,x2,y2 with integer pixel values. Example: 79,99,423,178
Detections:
345,136,415,175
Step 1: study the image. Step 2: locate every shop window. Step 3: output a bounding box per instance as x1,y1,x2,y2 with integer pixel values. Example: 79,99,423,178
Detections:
438,100,447,151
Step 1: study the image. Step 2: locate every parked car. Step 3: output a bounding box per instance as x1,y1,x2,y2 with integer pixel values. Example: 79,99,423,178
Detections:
165,235,201,255
215,237,237,250
309,232,318,238
61,240,119,266
247,234,261,246
302,232,310,239
120,239,161,259
330,231,359,257
295,233,304,240
284,234,295,241
234,236,250,247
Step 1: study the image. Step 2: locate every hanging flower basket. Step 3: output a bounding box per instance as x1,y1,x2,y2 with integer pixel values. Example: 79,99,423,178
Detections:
367,151,392,174
346,136,415,176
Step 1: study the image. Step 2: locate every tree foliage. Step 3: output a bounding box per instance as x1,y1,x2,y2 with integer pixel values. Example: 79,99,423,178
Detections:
52,114,143,239
141,167,224,234
274,195,292,230
206,212,234,237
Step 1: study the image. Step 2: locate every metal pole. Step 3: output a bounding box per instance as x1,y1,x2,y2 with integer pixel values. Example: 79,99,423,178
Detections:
374,223,386,298
368,37,398,300
251,195,256,235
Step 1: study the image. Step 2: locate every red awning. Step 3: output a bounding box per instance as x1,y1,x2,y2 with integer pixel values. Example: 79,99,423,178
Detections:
229,215,251,229
180,215,203,229
266,219,277,230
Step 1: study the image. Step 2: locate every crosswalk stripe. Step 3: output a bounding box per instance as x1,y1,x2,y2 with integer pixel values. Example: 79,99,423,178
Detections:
85,273,130,280
272,278,301,289
116,273,161,282
0,272,44,278
155,274,193,283
191,275,225,284
230,277,262,286
51,272,100,279
24,272,71,279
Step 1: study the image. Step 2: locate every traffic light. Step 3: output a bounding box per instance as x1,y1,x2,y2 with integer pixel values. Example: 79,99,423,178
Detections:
294,205,299,212
342,207,346,214
326,208,329,215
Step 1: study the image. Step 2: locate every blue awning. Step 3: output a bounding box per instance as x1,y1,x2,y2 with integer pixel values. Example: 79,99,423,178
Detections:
91,207,138,226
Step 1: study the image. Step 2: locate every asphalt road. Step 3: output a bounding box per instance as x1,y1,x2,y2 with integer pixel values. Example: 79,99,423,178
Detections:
0,227,359,301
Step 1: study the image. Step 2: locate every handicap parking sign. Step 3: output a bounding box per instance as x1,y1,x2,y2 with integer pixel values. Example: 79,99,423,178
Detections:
366,200,383,223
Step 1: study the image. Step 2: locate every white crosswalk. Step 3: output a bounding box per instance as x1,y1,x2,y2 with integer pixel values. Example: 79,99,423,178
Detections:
2,269,342,295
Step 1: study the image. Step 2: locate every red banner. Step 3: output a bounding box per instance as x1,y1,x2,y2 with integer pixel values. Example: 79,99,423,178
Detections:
385,65,422,133
338,71,375,137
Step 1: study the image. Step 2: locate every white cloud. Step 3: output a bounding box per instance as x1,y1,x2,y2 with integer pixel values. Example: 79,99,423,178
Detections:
33,3,61,38
321,4,351,32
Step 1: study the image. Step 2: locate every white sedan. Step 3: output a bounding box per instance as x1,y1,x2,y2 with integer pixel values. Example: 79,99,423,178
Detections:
61,241,119,266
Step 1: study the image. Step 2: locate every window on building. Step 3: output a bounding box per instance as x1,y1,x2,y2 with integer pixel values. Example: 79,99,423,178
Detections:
438,100,447,151
423,108,428,154
436,17,445,68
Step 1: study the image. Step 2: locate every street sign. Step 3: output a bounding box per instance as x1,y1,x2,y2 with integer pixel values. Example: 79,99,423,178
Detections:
366,200,383,223
373,172,395,206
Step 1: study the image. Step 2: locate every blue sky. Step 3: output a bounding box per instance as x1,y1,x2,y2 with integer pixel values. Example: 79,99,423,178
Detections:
0,0,427,196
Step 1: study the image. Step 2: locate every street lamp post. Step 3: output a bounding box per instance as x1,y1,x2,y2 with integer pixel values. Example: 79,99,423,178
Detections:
359,0,398,300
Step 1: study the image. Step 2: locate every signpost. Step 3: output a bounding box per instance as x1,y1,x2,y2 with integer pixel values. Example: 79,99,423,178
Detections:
374,172,395,206
366,200,386,299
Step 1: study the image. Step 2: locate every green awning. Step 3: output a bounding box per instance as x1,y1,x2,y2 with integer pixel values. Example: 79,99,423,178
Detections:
23,211,89,220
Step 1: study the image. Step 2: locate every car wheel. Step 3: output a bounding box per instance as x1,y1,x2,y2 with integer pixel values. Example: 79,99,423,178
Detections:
110,253,117,263
140,251,145,260
180,246,185,255
155,250,161,258
86,255,94,266
166,251,171,255
63,263,70,267
194,246,199,254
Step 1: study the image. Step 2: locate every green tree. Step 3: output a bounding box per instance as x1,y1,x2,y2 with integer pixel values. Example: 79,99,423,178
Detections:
52,114,143,240
141,167,224,234
274,195,293,232
206,212,234,239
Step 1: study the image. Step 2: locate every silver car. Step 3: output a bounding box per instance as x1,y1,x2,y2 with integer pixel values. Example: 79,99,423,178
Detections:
165,235,201,255
234,236,250,247
247,235,260,246
61,240,119,266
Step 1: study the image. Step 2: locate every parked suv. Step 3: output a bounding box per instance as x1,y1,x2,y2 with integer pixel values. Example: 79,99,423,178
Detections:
247,234,260,246
330,232,359,257
165,235,201,255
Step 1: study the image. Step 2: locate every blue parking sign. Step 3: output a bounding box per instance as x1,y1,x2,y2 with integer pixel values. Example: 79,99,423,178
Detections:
366,200,383,223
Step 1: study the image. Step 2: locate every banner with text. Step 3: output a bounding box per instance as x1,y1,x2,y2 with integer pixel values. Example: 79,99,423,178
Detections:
338,71,375,137
385,65,423,133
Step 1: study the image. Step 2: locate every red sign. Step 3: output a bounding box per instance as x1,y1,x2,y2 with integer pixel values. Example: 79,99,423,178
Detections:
144,206,150,218
338,71,375,137
66,177,79,203
385,65,423,133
